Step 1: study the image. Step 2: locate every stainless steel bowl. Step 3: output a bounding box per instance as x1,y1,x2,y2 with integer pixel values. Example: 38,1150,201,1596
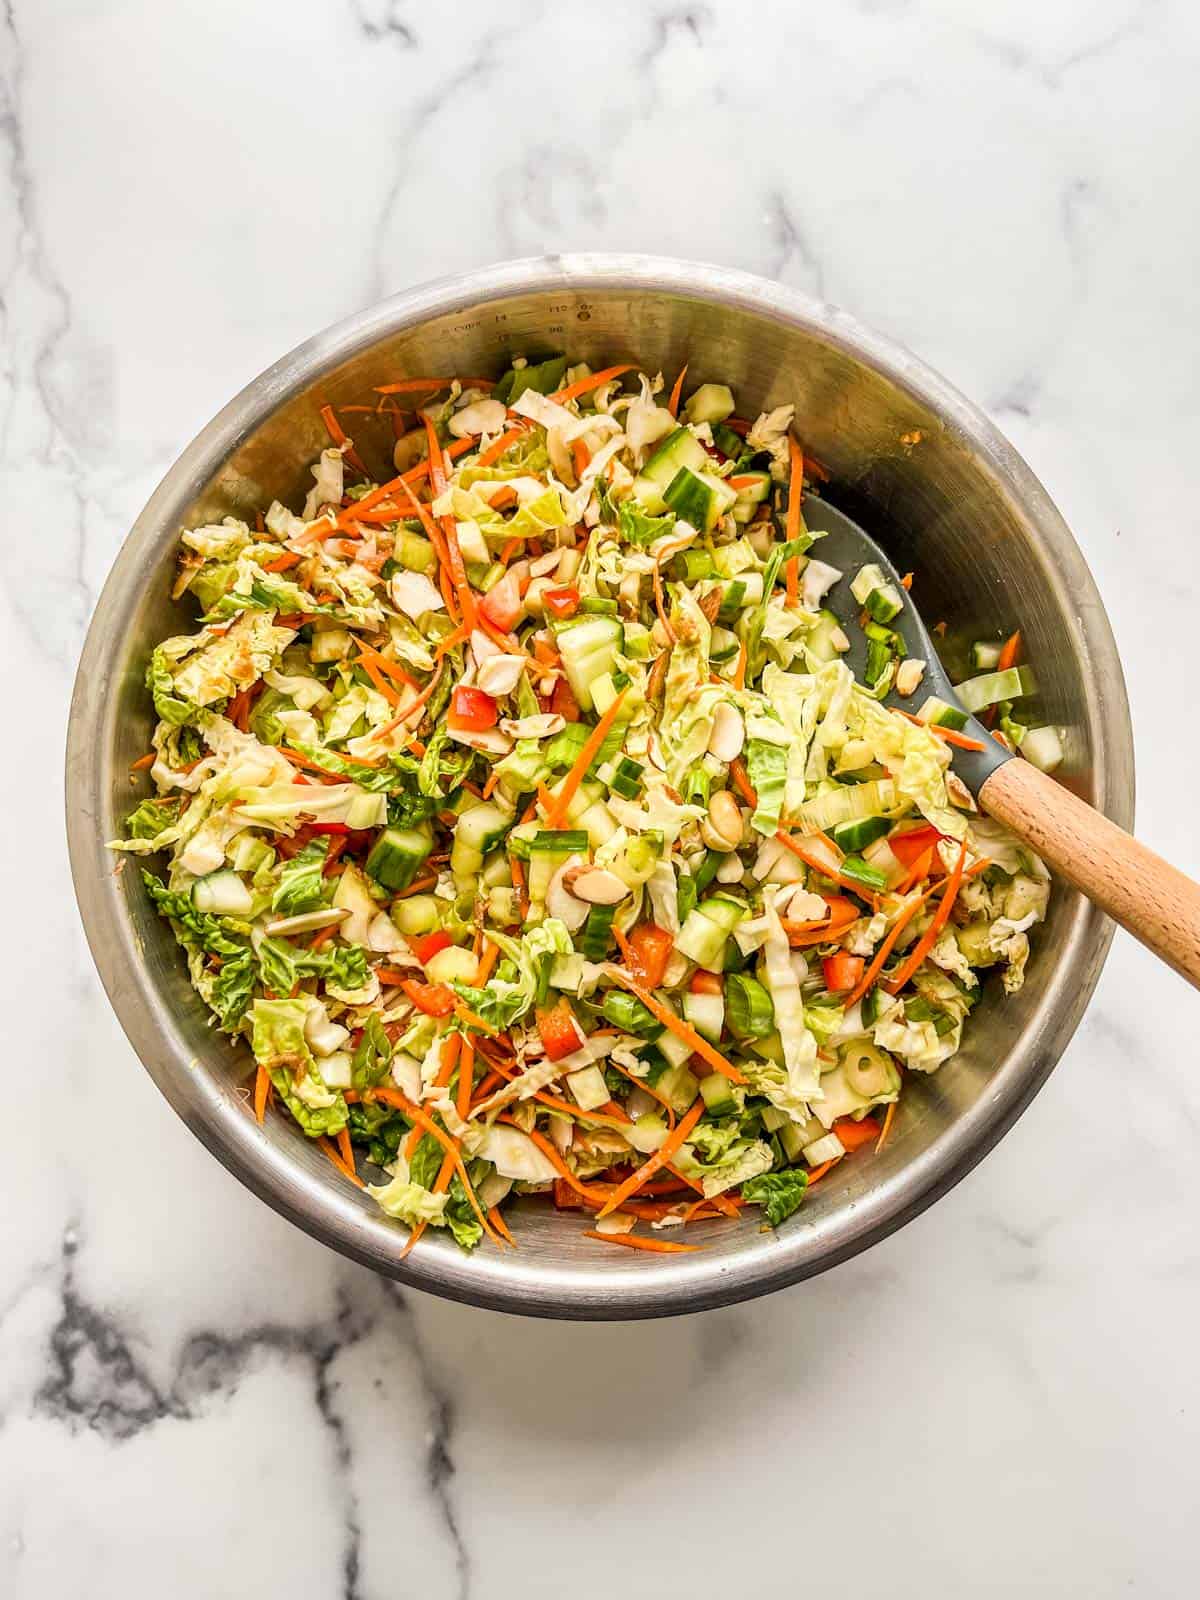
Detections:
66,256,1133,1318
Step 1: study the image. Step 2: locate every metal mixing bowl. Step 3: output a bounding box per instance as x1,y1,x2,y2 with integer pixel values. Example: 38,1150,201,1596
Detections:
66,256,1133,1318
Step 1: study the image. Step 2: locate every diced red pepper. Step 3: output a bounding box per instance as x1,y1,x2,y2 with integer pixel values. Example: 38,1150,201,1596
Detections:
832,1115,881,1152
625,922,674,990
553,1178,584,1211
479,569,526,632
888,824,945,869
548,675,581,722
822,952,865,994
448,685,498,732
543,585,580,621
537,999,585,1062
408,930,452,966
401,979,455,1017
689,969,724,996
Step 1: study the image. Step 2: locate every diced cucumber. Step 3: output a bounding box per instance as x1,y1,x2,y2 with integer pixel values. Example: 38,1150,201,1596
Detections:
424,944,479,985
192,869,253,917
804,1132,846,1166
917,695,969,731
640,425,709,488
531,829,591,854
699,1071,742,1117
390,894,441,935
779,1121,807,1163
566,1064,610,1113
955,665,1037,714
345,792,388,831
556,616,625,712
830,815,891,853
1021,725,1063,773
624,622,652,660
590,672,622,715
760,1104,789,1133
850,563,905,624
528,840,586,905
837,854,889,894
657,1062,700,1114
730,470,772,525
662,466,737,532
683,383,735,425
674,904,742,968
486,886,521,924
606,756,644,800
806,608,846,663
970,639,1003,671
365,822,433,892
309,627,353,663
712,422,744,459
682,991,725,1042
578,903,616,962
545,723,590,770
724,973,774,1040
449,801,511,878
860,986,885,1026
393,528,435,573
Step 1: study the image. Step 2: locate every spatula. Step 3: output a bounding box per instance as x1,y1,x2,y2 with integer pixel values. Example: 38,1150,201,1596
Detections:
802,498,1200,989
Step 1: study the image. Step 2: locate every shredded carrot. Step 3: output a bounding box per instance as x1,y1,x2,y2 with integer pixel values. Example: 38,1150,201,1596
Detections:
893,708,986,751
280,746,380,779
728,758,758,809
609,974,745,1084
498,1117,610,1204
884,840,968,994
318,404,368,476
666,363,688,418
319,1136,365,1188
596,1100,706,1218
355,652,404,708
570,437,591,480
605,1055,677,1129
370,660,445,741
456,1035,476,1122
732,639,748,691
453,1001,499,1037
423,416,478,631
372,1086,501,1245
876,1099,898,1153
805,1157,842,1188
475,423,528,470
895,845,937,898
498,537,523,568
775,831,881,906
784,435,804,606
582,1230,702,1254
130,751,156,772
355,640,421,692
549,363,635,404
254,1065,270,1126
392,874,438,900
261,550,301,573
336,1126,356,1174
543,688,629,829
997,629,1022,673
482,769,501,800
373,377,495,394
489,1206,516,1247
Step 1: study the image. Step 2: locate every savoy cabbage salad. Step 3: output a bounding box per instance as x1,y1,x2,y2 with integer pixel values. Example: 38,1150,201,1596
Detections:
114,357,1052,1258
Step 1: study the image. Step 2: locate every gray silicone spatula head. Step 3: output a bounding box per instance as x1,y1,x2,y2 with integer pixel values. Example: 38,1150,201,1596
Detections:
800,497,1012,794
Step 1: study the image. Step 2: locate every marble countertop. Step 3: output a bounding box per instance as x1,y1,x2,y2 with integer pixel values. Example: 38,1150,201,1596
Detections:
7,1,1200,1593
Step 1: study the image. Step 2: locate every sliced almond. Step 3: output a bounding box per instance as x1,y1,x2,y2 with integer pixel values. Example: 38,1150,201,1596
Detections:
707,701,745,763
563,866,630,905
895,657,927,697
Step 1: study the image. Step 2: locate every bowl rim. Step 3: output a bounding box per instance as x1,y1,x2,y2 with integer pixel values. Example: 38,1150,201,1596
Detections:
66,254,1134,1319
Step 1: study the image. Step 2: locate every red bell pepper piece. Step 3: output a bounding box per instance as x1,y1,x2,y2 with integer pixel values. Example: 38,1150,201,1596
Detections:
688,969,724,995
543,586,580,621
408,930,452,966
479,568,526,631
537,1000,585,1062
626,923,674,990
887,824,944,869
400,979,456,1017
547,675,581,722
832,1115,881,1152
822,952,865,994
448,685,498,732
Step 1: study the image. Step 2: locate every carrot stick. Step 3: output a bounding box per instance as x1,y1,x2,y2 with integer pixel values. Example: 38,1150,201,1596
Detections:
489,1206,516,1247
332,436,477,532
876,1099,898,1152
581,1230,702,1254
475,424,528,470
369,660,445,741
356,652,404,707
997,629,1022,673
336,1126,356,1174
319,404,368,475
596,1100,706,1218
729,758,758,808
732,639,748,691
543,687,629,829
893,708,987,751
423,415,478,630
254,1064,270,1126
549,363,635,404
355,640,421,692
608,973,745,1084
261,551,301,573
373,1086,501,1245
666,363,687,418
883,839,968,994
374,377,495,394
130,751,156,772
456,1036,475,1121
805,1156,842,1188
784,435,804,606
775,831,881,906
571,438,591,479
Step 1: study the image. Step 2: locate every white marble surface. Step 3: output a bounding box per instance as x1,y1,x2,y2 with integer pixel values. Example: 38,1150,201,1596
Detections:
6,0,1200,1593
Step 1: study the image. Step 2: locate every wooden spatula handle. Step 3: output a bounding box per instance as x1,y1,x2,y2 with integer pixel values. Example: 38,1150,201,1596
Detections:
979,757,1200,988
